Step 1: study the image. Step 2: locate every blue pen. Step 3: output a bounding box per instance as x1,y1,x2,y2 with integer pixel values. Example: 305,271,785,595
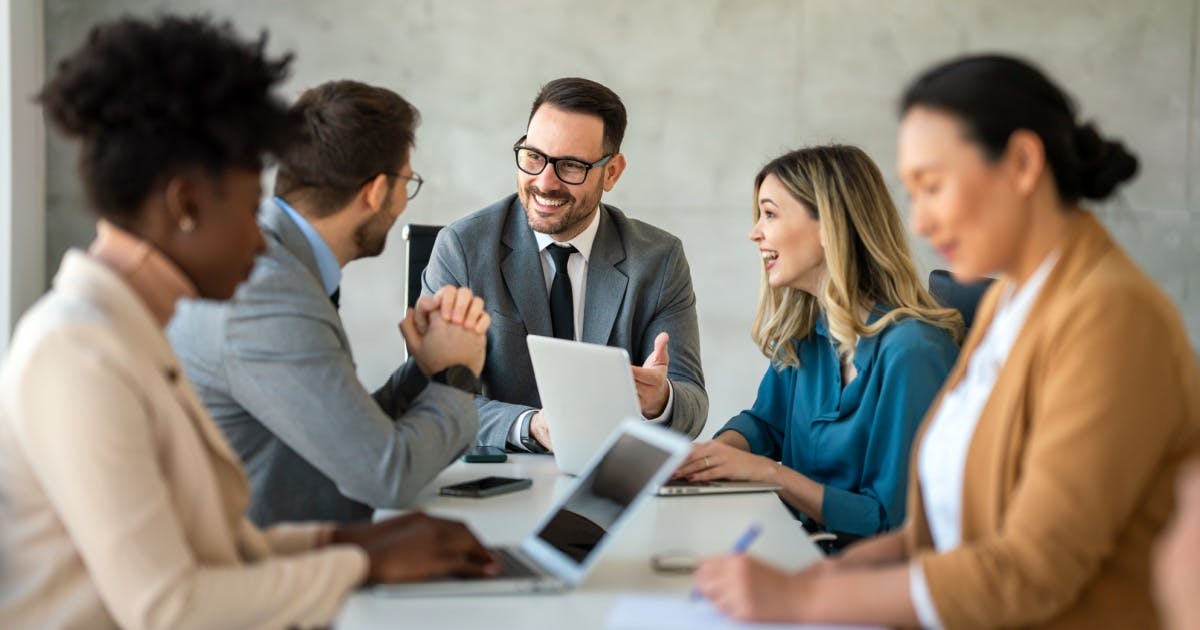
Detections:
690,523,763,601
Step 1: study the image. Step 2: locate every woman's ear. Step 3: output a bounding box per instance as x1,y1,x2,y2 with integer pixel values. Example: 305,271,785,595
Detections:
1005,129,1047,198
163,173,200,235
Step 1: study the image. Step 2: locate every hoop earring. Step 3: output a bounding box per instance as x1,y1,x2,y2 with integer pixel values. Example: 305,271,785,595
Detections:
179,217,196,234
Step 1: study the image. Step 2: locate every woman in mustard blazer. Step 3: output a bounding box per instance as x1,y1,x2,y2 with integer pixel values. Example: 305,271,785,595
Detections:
0,16,495,629
694,54,1200,629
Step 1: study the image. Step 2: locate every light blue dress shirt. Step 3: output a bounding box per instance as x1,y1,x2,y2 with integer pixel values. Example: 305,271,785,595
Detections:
273,196,341,297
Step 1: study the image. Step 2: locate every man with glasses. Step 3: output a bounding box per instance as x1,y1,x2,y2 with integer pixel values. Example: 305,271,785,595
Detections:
422,77,708,453
169,80,490,525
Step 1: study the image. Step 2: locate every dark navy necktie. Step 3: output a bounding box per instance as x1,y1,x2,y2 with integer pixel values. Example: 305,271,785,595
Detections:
547,244,577,340
330,287,341,310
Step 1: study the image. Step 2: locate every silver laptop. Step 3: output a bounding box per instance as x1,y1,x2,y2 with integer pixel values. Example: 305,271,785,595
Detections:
526,335,642,475
373,419,691,597
657,479,782,496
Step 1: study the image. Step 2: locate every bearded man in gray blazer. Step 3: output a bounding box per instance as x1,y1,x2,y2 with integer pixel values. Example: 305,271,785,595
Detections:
422,78,708,453
169,81,490,526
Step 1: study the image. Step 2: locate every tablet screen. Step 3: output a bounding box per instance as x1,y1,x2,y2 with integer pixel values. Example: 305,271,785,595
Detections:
533,432,672,564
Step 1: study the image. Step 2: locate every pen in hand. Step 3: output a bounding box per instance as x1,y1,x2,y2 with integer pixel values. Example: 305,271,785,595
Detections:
690,523,763,601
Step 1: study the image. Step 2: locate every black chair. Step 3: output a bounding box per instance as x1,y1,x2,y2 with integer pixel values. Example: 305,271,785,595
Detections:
928,269,994,331
401,224,443,309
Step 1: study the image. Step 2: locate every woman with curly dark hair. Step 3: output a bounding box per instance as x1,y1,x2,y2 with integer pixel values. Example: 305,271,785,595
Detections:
0,15,495,629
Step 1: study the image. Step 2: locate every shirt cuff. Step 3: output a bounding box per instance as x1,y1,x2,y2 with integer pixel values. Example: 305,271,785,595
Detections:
643,380,674,424
262,521,330,554
507,409,537,451
819,484,883,538
909,560,944,629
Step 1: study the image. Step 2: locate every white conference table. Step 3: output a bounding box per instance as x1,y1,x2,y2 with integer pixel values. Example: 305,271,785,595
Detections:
335,454,825,630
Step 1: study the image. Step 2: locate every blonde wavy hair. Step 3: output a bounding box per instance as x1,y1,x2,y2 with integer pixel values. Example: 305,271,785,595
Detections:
752,145,963,367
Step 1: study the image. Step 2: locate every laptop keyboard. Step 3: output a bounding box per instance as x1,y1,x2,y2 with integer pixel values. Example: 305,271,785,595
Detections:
493,547,540,579
663,479,716,487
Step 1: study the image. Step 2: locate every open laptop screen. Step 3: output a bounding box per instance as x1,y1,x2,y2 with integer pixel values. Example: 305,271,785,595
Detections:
534,432,672,564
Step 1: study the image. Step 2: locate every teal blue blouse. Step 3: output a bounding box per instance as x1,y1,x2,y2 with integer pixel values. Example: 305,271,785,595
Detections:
718,310,958,537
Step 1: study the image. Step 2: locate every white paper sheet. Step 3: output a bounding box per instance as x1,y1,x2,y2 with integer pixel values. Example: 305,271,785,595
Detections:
606,594,884,630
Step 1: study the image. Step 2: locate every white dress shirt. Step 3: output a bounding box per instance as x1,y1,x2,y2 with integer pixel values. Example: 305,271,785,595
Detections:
507,207,674,450
533,206,602,341
909,253,1059,628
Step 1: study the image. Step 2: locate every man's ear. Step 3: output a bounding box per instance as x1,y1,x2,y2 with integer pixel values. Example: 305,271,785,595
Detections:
1004,130,1046,198
602,153,627,192
361,173,391,215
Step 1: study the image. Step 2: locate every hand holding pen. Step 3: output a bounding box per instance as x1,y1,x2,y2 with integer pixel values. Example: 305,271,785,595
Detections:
691,523,820,622
691,523,762,601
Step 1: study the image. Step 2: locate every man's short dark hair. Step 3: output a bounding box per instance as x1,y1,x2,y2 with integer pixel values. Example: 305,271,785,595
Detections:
274,80,419,217
528,77,627,155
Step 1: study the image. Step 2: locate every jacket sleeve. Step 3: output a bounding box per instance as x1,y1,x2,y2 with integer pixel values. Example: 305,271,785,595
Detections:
821,326,958,537
716,362,789,460
221,299,476,509
261,521,328,554
637,238,708,438
370,358,432,418
9,324,367,630
419,227,534,449
917,285,1192,628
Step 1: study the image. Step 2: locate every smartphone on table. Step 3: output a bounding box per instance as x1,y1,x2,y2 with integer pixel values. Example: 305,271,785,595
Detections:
439,476,531,498
462,445,507,463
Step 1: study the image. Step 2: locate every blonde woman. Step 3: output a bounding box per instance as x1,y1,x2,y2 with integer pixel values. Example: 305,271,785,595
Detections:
694,55,1200,629
675,145,961,540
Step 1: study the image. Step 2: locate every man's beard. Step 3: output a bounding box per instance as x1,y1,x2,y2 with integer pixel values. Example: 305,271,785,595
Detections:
520,183,601,236
354,191,397,259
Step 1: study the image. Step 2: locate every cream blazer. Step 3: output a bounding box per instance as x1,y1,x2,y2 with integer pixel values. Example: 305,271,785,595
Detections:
0,252,367,630
905,212,1200,629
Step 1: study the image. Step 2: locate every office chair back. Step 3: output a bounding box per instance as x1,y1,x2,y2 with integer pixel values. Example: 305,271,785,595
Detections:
402,224,443,309
928,269,994,331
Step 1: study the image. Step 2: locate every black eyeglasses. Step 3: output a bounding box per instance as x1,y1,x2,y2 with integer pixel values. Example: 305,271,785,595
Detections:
512,136,612,185
364,171,424,200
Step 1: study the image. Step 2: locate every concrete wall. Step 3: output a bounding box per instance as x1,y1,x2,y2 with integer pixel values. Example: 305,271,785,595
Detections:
43,0,1200,436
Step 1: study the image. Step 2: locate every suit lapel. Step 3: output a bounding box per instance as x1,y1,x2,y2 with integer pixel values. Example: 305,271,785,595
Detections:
908,212,1114,550
169,381,248,476
60,254,253,515
258,199,353,350
501,198,553,337
166,380,253,537
582,207,628,345
958,211,1114,534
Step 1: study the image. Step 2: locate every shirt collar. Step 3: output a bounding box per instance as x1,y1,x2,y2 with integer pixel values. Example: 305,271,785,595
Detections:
88,220,199,328
987,250,1060,350
812,304,889,337
533,204,602,261
273,196,342,296
813,304,893,371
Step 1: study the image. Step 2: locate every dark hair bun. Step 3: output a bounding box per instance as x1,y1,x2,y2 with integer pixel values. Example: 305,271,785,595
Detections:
901,55,1140,204
1074,123,1139,200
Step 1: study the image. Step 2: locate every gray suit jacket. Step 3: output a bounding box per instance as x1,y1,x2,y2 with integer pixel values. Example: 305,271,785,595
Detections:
167,199,477,526
422,194,707,448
